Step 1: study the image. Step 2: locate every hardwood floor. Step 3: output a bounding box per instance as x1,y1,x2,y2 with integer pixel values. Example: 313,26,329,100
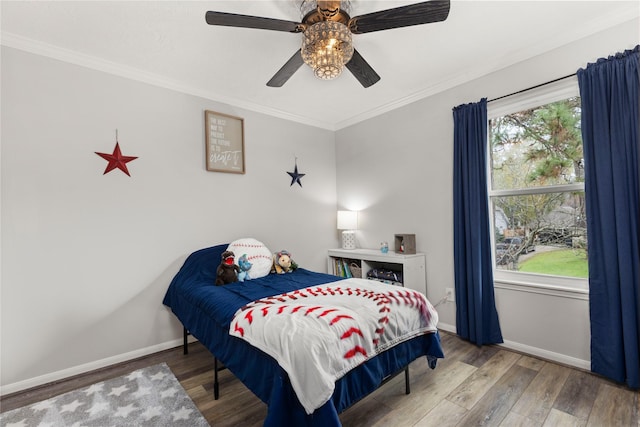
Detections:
2,332,638,426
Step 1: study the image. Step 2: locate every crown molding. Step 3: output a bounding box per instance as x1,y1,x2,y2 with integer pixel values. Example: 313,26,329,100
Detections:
334,14,640,130
2,11,637,132
0,31,335,130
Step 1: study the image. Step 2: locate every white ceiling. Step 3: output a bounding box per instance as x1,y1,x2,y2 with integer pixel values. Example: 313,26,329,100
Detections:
2,1,638,129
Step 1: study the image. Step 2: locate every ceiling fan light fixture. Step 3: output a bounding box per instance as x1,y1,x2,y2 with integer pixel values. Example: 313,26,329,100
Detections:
207,0,449,87
301,21,354,80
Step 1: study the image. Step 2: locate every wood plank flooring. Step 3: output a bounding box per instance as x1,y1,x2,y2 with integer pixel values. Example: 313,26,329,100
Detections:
2,332,638,426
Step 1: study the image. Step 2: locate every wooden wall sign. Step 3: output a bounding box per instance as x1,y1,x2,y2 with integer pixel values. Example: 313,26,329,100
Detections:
205,110,245,174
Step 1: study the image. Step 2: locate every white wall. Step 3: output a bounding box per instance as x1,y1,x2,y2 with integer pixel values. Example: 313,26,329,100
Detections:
1,47,338,392
335,19,639,368
2,16,637,395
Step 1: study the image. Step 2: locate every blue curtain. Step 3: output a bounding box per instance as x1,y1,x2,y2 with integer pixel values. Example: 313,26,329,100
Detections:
452,98,503,345
578,45,639,389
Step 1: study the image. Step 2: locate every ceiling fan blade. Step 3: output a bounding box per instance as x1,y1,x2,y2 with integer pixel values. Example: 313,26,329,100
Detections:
348,0,450,34
267,50,305,87
205,11,303,33
346,50,381,88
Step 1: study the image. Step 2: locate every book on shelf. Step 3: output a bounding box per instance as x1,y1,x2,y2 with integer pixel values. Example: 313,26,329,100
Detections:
333,257,362,278
334,258,343,276
342,259,352,278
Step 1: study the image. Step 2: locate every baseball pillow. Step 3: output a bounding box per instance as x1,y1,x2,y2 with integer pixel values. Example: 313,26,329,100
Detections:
227,238,273,279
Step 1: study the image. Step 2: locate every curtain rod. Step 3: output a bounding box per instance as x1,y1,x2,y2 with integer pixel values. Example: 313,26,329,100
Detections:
488,73,576,103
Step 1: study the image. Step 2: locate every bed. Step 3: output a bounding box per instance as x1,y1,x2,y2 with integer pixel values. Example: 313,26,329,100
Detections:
163,243,444,426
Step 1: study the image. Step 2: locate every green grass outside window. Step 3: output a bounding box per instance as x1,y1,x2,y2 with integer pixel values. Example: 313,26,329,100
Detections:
518,249,588,278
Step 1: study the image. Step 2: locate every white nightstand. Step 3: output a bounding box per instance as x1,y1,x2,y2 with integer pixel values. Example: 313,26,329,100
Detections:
327,248,427,295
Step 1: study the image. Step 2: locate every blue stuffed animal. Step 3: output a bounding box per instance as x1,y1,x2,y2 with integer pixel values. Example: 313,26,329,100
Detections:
237,253,252,282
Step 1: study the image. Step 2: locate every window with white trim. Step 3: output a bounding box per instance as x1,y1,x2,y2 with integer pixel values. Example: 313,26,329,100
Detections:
488,78,588,291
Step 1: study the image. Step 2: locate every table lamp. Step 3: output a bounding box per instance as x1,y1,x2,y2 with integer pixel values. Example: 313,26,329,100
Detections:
337,210,358,250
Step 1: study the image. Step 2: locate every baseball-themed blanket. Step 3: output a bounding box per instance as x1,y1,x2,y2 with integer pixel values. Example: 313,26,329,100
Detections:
229,278,439,414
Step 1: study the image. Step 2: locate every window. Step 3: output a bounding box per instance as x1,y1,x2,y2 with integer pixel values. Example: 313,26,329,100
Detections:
488,78,588,291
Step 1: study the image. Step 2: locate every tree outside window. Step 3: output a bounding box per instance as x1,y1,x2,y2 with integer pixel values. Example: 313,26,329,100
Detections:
489,97,588,279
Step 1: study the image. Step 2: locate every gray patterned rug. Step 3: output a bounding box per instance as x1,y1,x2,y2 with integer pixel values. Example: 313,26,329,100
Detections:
0,363,209,427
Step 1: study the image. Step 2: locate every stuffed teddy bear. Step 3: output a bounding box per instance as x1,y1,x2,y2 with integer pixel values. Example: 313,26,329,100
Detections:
272,250,298,274
215,250,240,285
237,253,252,282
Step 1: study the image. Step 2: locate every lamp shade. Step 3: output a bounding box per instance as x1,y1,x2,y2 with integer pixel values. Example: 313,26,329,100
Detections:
337,210,358,230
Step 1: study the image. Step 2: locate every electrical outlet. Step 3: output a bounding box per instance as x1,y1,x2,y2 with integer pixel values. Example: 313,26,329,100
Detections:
445,287,455,302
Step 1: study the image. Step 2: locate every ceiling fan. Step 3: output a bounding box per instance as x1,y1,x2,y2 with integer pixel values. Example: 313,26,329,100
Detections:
205,0,450,88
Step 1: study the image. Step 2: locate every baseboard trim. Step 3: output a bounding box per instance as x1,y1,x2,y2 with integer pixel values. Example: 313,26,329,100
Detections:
2,329,590,395
437,322,456,334
437,323,590,370
499,339,591,370
0,336,197,396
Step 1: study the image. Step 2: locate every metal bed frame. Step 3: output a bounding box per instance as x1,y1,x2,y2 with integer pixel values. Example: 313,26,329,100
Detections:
182,327,411,402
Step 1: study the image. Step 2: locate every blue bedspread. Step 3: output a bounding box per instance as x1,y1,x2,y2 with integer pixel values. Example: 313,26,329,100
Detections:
163,244,445,426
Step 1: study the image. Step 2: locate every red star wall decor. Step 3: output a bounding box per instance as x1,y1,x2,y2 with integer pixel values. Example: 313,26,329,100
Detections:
95,142,138,176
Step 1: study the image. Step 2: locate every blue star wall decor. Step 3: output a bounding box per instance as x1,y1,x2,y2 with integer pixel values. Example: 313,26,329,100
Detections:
287,158,305,187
